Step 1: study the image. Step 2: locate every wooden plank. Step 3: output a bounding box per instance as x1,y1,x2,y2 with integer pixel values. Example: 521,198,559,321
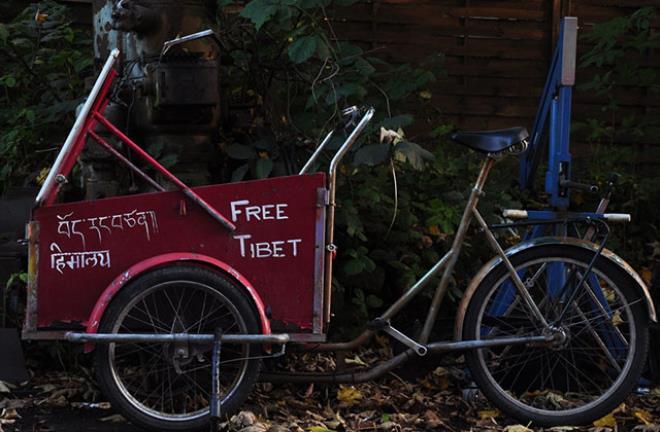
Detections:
334,4,548,22
335,17,547,40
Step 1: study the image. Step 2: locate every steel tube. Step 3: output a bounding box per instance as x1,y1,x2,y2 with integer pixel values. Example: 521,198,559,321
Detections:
305,329,373,352
419,157,494,343
65,332,290,344
36,49,120,205
94,112,236,232
299,129,336,175
261,334,553,384
472,208,550,329
210,328,223,424
323,108,375,324
381,250,453,320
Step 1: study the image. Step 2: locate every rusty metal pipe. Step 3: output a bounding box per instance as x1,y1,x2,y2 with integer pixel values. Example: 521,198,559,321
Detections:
261,334,553,384
300,330,373,352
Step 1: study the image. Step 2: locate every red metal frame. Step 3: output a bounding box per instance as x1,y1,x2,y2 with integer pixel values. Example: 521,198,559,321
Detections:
27,50,327,342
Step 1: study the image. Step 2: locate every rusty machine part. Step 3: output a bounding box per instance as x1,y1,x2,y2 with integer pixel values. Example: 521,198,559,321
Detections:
85,0,221,199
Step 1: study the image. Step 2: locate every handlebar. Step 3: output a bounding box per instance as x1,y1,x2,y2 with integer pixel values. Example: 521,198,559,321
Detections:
560,179,599,194
299,106,374,175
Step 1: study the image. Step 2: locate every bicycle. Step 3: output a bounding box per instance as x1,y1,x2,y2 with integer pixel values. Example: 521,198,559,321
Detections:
24,31,656,431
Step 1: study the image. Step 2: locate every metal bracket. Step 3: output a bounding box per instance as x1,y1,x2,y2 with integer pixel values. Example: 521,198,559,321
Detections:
368,318,427,356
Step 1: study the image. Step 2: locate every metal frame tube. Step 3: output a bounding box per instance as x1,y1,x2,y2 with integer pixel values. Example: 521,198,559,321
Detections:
418,157,494,343
323,108,375,324
93,112,236,232
65,332,290,344
260,334,553,384
472,207,550,329
36,49,120,205
88,131,165,192
299,129,336,175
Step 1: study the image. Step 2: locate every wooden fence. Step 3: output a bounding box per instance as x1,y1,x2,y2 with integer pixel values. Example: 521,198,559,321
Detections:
332,0,660,162
59,0,660,161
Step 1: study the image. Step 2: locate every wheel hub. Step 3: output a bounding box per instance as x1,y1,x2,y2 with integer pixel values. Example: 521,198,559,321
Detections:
546,325,570,350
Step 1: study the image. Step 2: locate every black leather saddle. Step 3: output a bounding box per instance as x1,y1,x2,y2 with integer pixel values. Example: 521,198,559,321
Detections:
450,127,529,154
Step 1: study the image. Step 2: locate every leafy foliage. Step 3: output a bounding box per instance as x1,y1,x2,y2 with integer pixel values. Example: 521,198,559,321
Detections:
216,1,469,329
216,0,444,183
0,2,92,192
573,6,660,269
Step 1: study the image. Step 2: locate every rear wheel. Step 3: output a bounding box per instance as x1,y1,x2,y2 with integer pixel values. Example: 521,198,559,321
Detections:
464,244,648,427
95,265,261,432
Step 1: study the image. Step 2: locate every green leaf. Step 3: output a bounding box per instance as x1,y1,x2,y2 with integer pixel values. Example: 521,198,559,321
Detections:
288,35,318,64
379,114,414,129
353,144,389,166
146,142,165,157
1,75,17,88
240,0,278,31
255,157,273,179
159,153,178,168
344,259,364,276
366,294,383,308
231,164,249,182
226,143,256,160
394,140,434,170
0,24,8,45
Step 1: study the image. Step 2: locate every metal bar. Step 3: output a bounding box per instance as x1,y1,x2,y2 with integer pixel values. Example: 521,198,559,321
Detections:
304,330,373,352
260,334,553,384
210,328,222,427
93,112,236,232
419,157,494,343
555,222,610,323
36,49,120,206
472,208,550,329
299,130,335,175
88,131,165,192
162,29,217,56
324,108,375,324
65,332,290,344
380,250,453,320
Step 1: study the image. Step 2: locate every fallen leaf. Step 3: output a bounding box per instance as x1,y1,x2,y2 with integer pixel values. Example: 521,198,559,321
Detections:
345,355,367,367
504,426,533,432
635,409,654,425
306,427,335,432
99,414,126,423
0,383,10,394
336,385,362,405
593,412,617,428
478,409,499,420
423,410,446,428
0,409,19,422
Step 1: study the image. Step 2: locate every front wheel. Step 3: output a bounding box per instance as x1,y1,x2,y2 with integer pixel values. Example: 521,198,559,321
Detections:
464,244,649,427
95,265,262,432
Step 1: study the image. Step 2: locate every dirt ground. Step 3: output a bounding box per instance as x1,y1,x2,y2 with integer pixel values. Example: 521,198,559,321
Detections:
2,359,660,432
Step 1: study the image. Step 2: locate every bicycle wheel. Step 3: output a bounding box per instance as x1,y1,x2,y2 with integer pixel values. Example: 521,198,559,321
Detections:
464,244,649,426
95,265,261,432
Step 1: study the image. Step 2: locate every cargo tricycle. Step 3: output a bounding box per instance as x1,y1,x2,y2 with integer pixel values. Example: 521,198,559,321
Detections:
23,31,656,431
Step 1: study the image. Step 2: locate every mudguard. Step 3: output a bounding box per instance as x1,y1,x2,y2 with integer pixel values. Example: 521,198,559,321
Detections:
454,236,657,341
85,252,271,336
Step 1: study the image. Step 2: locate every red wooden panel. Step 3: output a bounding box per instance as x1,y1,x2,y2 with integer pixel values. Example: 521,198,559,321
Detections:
33,174,327,333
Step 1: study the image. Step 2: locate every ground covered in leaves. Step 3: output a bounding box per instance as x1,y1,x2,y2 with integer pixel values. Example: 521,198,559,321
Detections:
2,347,660,432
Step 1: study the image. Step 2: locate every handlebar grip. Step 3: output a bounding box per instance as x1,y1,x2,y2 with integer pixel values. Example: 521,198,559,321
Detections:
560,180,599,193
503,209,529,219
602,213,631,223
